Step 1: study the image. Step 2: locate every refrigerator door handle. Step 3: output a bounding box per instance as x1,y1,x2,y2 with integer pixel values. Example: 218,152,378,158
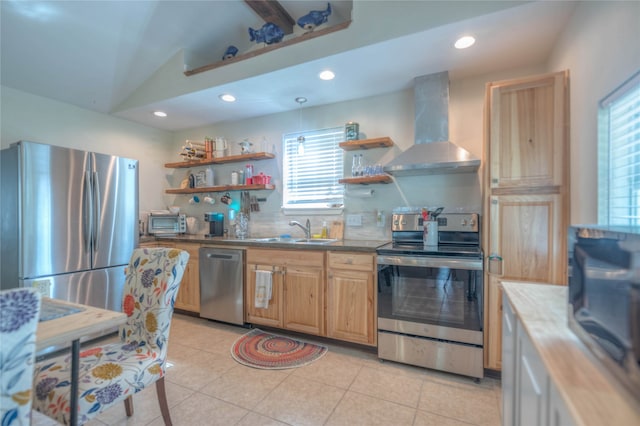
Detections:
83,170,92,254
92,171,101,251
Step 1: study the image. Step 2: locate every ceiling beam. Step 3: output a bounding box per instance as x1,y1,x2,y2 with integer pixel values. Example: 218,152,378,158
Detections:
244,0,295,35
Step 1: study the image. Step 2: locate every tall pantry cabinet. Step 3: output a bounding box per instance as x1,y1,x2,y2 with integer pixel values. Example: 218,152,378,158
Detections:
483,71,570,370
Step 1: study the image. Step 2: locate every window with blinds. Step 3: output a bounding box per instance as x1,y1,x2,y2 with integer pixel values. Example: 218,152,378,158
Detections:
282,127,344,211
598,71,640,225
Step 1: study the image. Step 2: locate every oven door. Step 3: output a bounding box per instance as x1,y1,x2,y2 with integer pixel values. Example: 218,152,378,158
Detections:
377,254,483,345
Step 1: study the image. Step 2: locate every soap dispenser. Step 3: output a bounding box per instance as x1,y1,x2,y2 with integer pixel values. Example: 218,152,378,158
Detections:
321,221,328,238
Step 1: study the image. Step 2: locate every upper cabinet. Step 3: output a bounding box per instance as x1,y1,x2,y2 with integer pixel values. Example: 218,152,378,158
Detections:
488,72,568,190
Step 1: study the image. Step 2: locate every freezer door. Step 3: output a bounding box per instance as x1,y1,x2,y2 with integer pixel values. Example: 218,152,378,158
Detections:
91,151,138,269
20,142,91,278
22,266,127,312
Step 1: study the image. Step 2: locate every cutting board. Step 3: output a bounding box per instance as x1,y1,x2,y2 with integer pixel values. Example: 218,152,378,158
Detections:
329,220,344,240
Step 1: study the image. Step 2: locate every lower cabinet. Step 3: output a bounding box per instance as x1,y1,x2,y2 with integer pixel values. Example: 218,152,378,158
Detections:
245,249,376,345
147,241,200,313
327,252,376,346
173,243,200,313
246,249,324,336
502,293,574,426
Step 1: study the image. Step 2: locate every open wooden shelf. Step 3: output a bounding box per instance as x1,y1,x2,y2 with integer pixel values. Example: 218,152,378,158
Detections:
339,137,394,151
184,21,351,76
165,152,275,168
338,175,392,185
165,184,275,194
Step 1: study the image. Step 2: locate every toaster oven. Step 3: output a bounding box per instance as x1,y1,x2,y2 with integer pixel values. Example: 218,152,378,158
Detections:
147,213,186,235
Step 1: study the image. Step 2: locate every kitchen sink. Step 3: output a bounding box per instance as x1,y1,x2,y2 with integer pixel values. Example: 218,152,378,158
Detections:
245,237,338,245
248,237,299,243
292,238,338,244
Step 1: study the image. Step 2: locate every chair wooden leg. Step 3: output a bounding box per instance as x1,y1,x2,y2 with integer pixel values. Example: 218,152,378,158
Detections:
156,377,172,426
124,395,134,417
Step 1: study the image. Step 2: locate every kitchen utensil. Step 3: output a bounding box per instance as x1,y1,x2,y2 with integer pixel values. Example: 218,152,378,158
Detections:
203,196,216,205
221,192,232,205
188,195,200,204
431,207,444,219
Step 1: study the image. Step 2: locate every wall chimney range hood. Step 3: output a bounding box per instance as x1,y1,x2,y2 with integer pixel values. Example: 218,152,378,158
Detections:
384,71,480,176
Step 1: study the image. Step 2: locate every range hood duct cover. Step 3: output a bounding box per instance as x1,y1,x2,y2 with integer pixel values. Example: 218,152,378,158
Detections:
384,71,480,176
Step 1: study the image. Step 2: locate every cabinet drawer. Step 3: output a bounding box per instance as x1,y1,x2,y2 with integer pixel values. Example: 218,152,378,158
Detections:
328,252,373,271
247,248,324,267
174,242,200,258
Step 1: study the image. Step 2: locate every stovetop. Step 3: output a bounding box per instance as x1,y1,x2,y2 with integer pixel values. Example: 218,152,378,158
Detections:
376,242,483,259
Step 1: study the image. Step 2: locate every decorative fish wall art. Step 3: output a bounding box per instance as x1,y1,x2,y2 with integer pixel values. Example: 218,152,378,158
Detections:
297,3,332,32
248,22,285,45
222,45,238,60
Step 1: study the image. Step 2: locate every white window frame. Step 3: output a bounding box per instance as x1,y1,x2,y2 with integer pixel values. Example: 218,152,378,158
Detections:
598,70,640,225
281,126,344,215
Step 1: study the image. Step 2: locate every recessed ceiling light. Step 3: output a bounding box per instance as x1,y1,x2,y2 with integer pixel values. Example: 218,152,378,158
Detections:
219,94,236,102
455,36,476,49
319,70,335,80
153,111,167,117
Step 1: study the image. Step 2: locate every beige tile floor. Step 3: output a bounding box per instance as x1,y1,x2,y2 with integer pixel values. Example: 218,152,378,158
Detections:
86,314,502,426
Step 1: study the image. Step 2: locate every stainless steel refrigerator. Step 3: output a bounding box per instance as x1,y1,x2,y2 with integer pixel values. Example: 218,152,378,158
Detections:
1,141,138,313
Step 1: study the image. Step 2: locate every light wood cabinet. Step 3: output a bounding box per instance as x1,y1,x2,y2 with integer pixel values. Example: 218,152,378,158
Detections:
488,72,567,189
326,252,376,346
151,241,200,313
282,264,324,335
488,193,565,284
245,249,324,336
483,70,569,370
173,243,200,313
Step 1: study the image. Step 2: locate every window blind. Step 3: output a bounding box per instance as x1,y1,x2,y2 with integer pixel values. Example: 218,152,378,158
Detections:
282,127,344,209
598,71,640,225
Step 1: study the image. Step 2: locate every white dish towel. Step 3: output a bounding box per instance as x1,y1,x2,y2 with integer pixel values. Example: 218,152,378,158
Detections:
254,270,273,309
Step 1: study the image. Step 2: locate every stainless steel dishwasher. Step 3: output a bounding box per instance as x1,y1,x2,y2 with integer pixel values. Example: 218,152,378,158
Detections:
199,247,244,325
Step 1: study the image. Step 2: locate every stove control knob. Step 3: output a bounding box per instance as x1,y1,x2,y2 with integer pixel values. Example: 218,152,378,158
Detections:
461,219,468,226
469,218,476,227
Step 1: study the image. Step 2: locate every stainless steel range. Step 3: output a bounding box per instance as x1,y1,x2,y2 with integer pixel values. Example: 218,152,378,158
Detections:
376,211,484,379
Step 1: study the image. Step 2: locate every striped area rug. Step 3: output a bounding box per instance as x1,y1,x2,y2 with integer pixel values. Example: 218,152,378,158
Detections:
231,328,327,369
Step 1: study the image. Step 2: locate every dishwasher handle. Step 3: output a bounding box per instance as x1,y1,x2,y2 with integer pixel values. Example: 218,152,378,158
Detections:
206,253,234,260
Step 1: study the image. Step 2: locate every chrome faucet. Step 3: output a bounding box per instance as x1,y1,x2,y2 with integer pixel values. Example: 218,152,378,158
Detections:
289,219,311,239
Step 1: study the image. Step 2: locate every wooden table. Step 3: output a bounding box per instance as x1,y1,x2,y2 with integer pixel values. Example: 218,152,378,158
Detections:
36,298,127,426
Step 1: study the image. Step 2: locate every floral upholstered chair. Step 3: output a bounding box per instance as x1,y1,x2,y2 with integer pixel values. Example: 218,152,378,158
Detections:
32,247,189,425
0,288,42,426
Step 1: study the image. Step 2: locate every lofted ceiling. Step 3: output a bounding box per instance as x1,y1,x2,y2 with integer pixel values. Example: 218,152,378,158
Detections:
1,1,577,132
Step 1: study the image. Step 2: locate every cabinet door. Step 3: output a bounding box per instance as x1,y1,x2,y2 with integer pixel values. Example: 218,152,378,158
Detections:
516,321,549,426
283,266,324,335
327,268,375,345
489,194,566,284
245,264,284,328
488,71,567,189
502,292,517,426
173,243,200,313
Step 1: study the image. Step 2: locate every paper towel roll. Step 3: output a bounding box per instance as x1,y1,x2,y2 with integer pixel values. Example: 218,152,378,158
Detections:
346,188,375,198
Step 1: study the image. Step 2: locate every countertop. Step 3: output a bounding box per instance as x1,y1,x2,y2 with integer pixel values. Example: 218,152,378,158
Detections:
143,234,388,252
502,281,640,426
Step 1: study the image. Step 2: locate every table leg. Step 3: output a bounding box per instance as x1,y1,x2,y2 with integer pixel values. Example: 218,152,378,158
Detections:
70,339,80,426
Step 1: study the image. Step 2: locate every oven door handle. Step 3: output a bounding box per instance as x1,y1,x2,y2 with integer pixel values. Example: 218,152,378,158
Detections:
377,255,483,270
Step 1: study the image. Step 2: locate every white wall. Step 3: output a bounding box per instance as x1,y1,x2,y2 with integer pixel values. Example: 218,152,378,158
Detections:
170,65,543,239
0,86,174,214
547,1,640,224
